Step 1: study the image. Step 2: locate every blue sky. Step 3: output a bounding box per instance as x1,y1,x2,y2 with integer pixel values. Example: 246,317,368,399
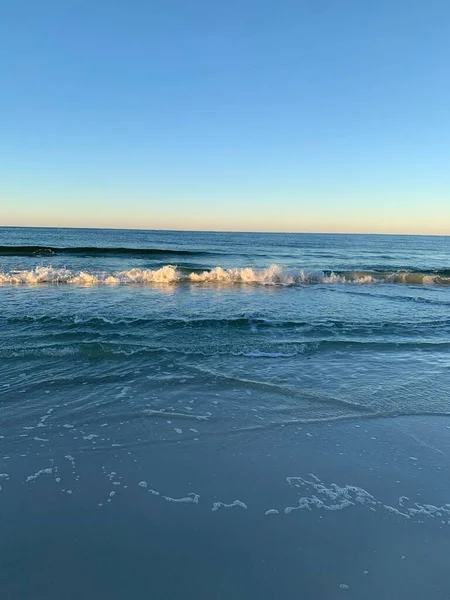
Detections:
1,0,449,233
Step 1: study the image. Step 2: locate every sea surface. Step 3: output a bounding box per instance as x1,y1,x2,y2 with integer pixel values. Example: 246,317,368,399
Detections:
1,227,450,599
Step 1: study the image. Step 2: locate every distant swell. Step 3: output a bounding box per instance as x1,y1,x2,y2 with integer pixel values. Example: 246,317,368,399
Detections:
1,265,450,286
0,245,213,257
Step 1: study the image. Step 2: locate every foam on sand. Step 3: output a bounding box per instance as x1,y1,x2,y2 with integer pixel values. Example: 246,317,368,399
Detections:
26,467,54,482
284,474,450,522
163,492,200,504
212,499,248,511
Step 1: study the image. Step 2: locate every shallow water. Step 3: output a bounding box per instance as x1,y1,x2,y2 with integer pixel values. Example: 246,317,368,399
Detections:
1,228,450,598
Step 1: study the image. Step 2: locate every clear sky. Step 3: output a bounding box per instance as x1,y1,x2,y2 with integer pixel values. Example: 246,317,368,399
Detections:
1,0,449,233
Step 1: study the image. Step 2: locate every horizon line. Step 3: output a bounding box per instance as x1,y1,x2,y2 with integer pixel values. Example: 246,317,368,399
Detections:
1,224,449,237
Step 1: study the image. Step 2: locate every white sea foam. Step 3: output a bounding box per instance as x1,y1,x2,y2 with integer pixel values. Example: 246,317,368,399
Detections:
26,467,53,482
285,474,377,513
163,492,200,504
0,265,447,286
284,474,450,522
212,499,248,511
137,480,160,494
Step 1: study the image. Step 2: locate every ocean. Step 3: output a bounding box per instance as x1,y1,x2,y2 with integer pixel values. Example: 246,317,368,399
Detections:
1,227,450,599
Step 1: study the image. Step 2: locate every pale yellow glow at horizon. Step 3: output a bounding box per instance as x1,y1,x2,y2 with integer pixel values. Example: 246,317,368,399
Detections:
1,189,450,236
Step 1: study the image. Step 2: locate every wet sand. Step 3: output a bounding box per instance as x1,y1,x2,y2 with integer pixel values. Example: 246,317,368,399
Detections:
1,415,450,599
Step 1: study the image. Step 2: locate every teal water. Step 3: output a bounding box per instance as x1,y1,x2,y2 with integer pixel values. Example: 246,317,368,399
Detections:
2,228,450,424
1,228,450,598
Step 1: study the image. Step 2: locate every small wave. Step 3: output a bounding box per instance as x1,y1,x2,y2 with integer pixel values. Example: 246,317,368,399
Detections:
5,315,450,338
0,245,213,257
0,265,450,286
4,338,449,361
4,314,304,328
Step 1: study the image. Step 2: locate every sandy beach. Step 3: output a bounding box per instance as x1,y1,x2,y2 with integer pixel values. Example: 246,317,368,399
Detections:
1,415,449,599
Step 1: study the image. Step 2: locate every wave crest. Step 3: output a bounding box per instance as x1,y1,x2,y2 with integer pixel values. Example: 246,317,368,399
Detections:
0,265,449,286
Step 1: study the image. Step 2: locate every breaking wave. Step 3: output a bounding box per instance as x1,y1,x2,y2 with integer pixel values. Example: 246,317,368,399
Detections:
0,264,450,286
